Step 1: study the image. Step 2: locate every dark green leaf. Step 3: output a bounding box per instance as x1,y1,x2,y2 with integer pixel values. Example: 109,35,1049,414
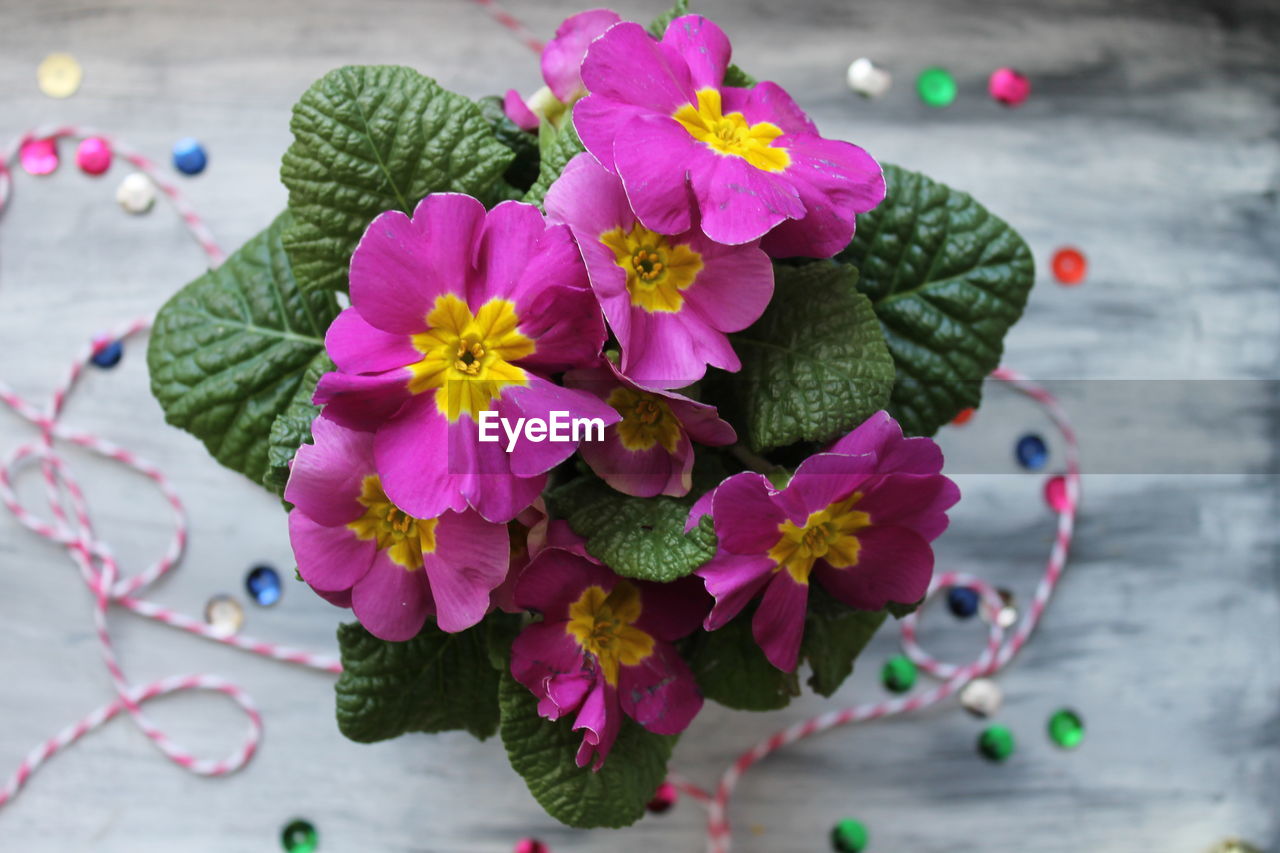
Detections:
262,352,333,497
647,0,690,37
838,163,1035,436
687,611,798,710
802,585,888,697
723,64,757,87
724,261,896,452
546,476,716,582
483,611,525,672
280,65,515,292
521,120,584,210
147,212,339,486
335,620,501,743
499,671,675,828
476,94,541,194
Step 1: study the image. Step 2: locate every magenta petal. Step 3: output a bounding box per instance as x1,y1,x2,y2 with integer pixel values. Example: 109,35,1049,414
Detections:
660,15,732,89
349,196,486,335
634,575,710,642
573,681,621,770
779,452,878,522
542,9,622,102
351,551,433,642
573,95,646,173
510,619,589,714
711,472,786,554
815,525,934,611
515,546,616,621
579,21,694,115
667,395,736,447
284,416,375,526
829,411,945,476
544,153,634,237
504,89,540,131
678,233,774,333
613,114,698,237
618,642,702,735
685,485,716,532
423,509,511,632
315,370,412,432
325,307,420,375
373,395,469,520
618,310,709,388
697,552,775,630
861,473,961,542
498,378,618,479
288,511,376,593
580,432,679,498
690,148,804,245
723,81,818,137
752,572,809,671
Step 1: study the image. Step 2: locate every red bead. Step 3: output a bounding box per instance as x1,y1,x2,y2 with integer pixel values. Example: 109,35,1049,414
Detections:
19,137,59,176
988,67,1030,107
75,137,113,176
514,839,548,853
1051,247,1087,285
646,781,679,814
1043,474,1071,512
950,407,975,426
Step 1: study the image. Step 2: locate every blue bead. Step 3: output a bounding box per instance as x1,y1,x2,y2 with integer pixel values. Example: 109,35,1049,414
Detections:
90,340,124,369
1015,433,1048,470
245,564,282,606
947,586,980,619
172,137,208,175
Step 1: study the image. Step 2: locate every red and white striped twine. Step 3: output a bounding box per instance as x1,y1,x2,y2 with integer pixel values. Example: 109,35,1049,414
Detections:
0,126,339,813
2,74,1081,853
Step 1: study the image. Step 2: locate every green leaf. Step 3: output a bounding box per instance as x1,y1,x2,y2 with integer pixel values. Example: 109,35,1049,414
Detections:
725,261,896,452
723,64,757,87
483,611,525,672
499,671,675,828
647,0,690,37
476,94,541,194
262,352,333,497
546,476,716,582
521,120,584,210
838,163,1034,436
802,585,888,697
335,620,501,743
686,611,798,710
147,212,339,486
280,65,514,292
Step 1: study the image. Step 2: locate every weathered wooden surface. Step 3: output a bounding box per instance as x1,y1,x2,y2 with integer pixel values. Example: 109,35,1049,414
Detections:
0,1,1277,851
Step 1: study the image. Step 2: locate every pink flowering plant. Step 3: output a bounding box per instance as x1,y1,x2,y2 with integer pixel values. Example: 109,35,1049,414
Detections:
147,0,1033,830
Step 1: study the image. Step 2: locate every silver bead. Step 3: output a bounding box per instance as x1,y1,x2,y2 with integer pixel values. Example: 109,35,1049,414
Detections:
984,587,1018,628
959,677,1003,718
116,172,156,215
204,594,244,637
846,58,892,99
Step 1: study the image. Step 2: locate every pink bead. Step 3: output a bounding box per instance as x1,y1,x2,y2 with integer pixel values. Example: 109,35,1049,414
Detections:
1043,474,1070,512
988,67,1031,107
647,780,679,814
19,137,59,176
514,839,548,853
76,137,113,176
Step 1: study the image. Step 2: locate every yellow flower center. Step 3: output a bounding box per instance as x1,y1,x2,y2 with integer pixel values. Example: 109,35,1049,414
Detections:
346,475,439,570
608,386,681,453
600,223,704,313
565,580,655,687
672,88,791,173
408,293,535,421
766,492,871,584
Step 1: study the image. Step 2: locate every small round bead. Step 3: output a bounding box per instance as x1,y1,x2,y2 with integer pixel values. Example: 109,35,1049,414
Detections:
90,339,124,369
280,818,318,853
1047,708,1085,749
1043,474,1070,512
958,678,1003,718
172,137,208,175
977,724,1016,762
916,67,957,108
846,58,892,99
1208,840,1265,853
37,52,83,99
881,654,917,693
1015,434,1048,470
76,137,113,176
245,564,283,606
1051,247,1088,285
830,817,869,852
514,839,549,853
947,586,980,619
19,138,59,176
204,594,245,637
950,407,975,426
988,67,1031,107
116,173,156,215
646,781,679,814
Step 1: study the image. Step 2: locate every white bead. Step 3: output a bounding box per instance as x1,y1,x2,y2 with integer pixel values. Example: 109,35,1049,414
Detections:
846,58,892,99
959,678,1003,717
116,172,156,215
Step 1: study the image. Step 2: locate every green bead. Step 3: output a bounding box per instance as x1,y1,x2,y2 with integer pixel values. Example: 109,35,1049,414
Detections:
977,724,1016,762
830,818,869,852
1208,840,1265,853
281,819,318,853
916,67,957,108
1047,708,1085,749
881,655,917,693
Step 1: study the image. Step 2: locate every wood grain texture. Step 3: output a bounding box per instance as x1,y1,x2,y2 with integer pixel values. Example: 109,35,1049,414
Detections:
0,1,1277,851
